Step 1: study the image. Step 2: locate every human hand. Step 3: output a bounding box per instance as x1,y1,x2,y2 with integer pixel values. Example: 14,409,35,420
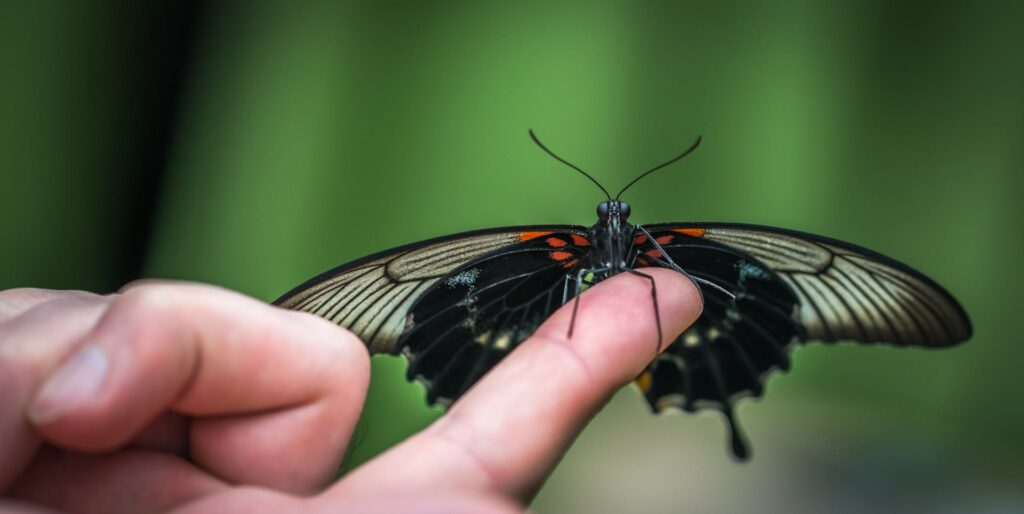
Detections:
0,270,700,513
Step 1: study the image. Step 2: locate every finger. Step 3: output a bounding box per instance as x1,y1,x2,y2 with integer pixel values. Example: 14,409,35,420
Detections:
129,411,191,455
177,491,522,514
0,288,99,324
7,446,223,514
13,450,520,514
0,499,62,514
332,268,701,501
305,493,523,514
27,282,371,494
0,295,111,489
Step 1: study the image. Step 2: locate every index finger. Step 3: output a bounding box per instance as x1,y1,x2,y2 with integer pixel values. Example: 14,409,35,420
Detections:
328,268,701,503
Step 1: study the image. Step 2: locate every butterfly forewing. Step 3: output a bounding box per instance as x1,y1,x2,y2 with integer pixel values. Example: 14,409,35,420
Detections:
274,226,583,354
648,223,972,347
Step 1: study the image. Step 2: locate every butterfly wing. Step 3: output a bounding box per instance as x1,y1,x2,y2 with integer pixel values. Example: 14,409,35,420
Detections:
274,226,584,355
633,223,971,458
277,220,971,459
666,222,973,346
397,230,592,405
276,226,593,405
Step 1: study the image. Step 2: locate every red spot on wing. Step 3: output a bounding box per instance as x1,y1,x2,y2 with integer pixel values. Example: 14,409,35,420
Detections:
655,235,674,245
519,231,554,241
634,234,648,245
571,234,590,247
672,228,705,237
546,237,568,248
550,251,574,261
561,258,579,269
645,249,661,258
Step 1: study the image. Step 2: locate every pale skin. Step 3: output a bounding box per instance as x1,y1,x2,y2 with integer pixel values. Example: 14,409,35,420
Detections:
0,269,700,513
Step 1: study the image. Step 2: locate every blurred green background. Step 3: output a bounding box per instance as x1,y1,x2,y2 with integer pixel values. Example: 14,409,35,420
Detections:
2,1,1022,511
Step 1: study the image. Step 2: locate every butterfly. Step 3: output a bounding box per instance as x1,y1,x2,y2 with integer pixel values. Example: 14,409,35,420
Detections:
274,131,972,460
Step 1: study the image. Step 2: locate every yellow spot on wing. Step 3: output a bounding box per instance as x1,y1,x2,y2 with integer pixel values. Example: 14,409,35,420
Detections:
494,332,513,350
476,330,514,351
684,333,702,347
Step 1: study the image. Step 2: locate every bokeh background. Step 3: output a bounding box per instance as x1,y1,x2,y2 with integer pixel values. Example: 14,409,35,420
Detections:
3,1,1022,512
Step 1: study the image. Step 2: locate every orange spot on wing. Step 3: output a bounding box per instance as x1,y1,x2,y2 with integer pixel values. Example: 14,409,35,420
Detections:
561,258,579,269
550,251,574,261
672,228,705,237
571,234,590,246
635,371,653,392
645,249,661,258
519,231,554,241
546,237,568,248
634,234,648,245
655,235,674,245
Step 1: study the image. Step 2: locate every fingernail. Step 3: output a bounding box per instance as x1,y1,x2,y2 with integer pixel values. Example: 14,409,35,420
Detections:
29,344,109,423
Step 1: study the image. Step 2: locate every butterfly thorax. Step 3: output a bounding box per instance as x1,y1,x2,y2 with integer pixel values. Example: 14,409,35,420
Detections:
588,200,636,277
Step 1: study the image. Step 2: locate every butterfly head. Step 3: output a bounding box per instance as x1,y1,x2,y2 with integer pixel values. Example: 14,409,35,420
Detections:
597,200,631,225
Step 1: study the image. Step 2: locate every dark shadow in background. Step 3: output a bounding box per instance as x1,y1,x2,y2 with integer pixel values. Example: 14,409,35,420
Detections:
106,1,205,288
0,2,205,292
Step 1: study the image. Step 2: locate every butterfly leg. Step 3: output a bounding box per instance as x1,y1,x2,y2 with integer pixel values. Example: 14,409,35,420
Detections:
625,268,665,357
562,274,574,305
635,225,736,300
562,273,598,304
567,266,609,338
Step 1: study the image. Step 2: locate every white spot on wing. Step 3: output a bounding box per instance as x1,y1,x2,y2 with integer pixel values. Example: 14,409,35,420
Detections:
446,268,481,288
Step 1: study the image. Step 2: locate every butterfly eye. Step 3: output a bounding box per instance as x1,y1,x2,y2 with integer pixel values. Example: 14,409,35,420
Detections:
597,201,610,221
619,202,631,219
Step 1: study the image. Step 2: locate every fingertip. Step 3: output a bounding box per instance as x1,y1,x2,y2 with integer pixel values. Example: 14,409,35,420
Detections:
533,267,703,383
27,344,110,426
285,308,370,361
644,267,704,348
281,308,373,398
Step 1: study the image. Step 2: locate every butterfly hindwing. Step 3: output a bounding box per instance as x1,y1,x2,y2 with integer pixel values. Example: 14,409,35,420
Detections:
398,230,591,406
633,229,803,409
631,223,971,457
632,229,804,458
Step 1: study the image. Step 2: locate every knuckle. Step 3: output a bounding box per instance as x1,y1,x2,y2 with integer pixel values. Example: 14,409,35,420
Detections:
111,285,195,343
117,278,181,294
119,283,185,315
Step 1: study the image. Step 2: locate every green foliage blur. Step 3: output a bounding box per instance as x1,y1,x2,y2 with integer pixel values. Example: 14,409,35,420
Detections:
3,1,1022,511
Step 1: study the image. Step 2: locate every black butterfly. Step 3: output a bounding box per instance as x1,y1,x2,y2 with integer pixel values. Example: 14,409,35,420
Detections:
274,131,972,460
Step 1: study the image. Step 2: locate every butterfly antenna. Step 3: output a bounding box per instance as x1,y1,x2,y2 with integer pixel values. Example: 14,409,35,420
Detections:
615,135,702,200
529,129,611,201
